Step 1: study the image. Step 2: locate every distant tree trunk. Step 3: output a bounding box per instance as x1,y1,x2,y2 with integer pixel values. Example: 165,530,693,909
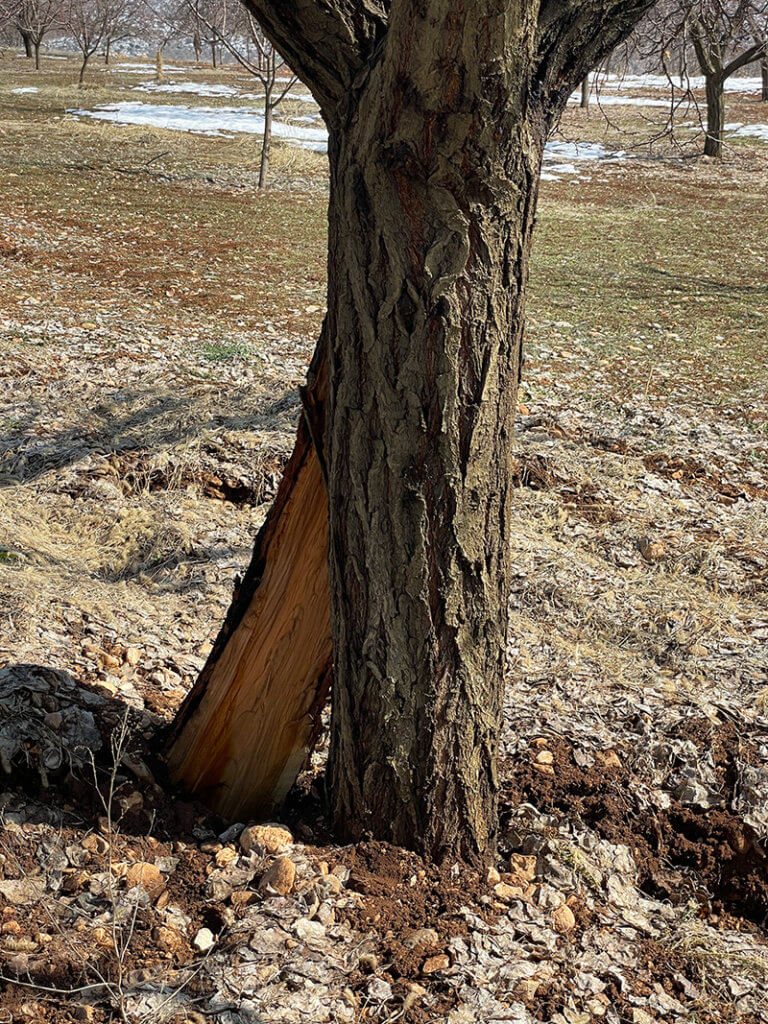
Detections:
78,53,89,87
259,95,272,188
704,73,725,157
580,75,590,108
211,42,217,67
33,40,40,70
104,38,111,65
155,48,164,83
762,55,768,102
20,29,32,58
193,34,202,64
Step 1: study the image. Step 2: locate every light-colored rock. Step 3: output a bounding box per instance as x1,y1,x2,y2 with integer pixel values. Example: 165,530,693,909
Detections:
125,861,165,899
215,846,238,868
240,823,293,854
509,854,537,882
535,750,554,765
494,882,524,902
553,904,576,933
259,856,295,895
422,954,450,974
193,928,215,952
404,927,439,949
124,647,141,666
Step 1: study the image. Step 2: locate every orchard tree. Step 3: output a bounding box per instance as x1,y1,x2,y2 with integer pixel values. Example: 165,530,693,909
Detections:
65,0,112,84
15,0,60,68
167,0,656,865
190,0,298,187
689,0,767,155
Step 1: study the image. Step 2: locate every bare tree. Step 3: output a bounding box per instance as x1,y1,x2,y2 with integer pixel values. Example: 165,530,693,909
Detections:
101,0,135,64
690,0,767,155
15,0,60,68
137,0,183,80
65,0,112,84
167,0,657,864
191,0,298,187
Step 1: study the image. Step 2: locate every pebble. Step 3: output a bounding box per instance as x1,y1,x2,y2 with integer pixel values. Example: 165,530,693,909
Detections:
535,750,554,765
125,861,165,899
240,823,293,855
422,954,450,974
125,647,142,666
193,927,215,952
404,927,439,948
259,856,296,895
553,904,576,933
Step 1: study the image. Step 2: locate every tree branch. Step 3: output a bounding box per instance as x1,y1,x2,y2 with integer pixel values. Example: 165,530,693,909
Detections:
242,0,388,118
535,0,655,111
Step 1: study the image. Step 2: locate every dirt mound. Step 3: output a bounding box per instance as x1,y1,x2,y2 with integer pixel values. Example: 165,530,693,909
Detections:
501,724,768,926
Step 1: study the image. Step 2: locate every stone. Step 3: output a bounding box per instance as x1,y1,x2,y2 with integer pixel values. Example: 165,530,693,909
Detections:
125,861,165,899
215,847,238,868
240,823,293,855
599,750,622,770
487,866,501,884
509,855,537,882
533,763,555,777
156,925,185,954
294,918,325,943
404,927,439,949
494,882,524,902
319,873,343,895
422,954,450,974
553,904,576,933
259,856,295,896
403,982,427,1012
193,928,215,953
535,750,554,765
125,647,141,666
43,711,63,730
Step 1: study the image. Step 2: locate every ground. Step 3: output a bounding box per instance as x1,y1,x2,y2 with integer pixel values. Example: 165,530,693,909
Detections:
0,49,767,1024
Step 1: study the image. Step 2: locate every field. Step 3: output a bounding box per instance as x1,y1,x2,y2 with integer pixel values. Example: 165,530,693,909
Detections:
1,49,768,1024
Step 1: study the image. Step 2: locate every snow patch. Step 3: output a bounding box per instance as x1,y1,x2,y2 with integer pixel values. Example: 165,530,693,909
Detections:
11,87,39,94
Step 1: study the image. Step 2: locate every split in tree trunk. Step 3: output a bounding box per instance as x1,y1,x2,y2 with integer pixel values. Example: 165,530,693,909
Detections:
704,74,725,157
166,346,331,821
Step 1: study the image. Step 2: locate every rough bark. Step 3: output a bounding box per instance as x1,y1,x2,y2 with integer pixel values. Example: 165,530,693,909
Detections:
167,0,656,862
704,73,725,156
20,29,33,58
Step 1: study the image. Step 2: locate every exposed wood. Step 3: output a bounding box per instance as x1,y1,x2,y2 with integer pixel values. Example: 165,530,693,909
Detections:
165,413,331,821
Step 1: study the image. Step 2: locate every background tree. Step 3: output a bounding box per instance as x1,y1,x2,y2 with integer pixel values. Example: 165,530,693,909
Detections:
167,0,657,865
14,0,60,68
689,0,767,155
137,0,183,80
190,0,297,187
65,0,112,84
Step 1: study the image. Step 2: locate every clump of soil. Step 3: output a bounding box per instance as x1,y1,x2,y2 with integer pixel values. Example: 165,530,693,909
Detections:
501,723,768,925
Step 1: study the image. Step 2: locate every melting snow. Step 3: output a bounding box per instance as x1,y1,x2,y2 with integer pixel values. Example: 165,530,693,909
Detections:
69,101,329,151
132,80,240,97
11,87,38,94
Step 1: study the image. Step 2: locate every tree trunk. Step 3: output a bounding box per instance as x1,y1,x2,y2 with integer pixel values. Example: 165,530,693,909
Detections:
33,40,40,70
704,73,725,157
193,37,202,64
580,75,590,108
211,42,217,68
322,18,547,864
155,48,164,83
762,56,768,102
78,54,89,87
167,0,653,865
259,97,272,188
105,38,111,65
